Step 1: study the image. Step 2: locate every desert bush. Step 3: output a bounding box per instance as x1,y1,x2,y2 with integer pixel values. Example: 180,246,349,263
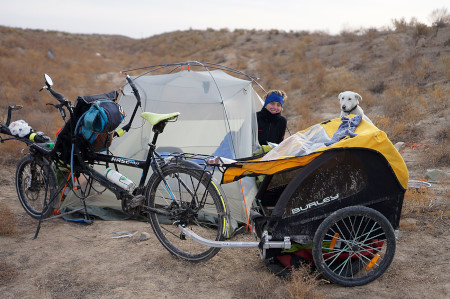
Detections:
322,67,360,96
308,58,326,88
391,18,409,33
412,22,433,38
246,265,324,299
424,84,449,114
368,81,387,94
293,40,307,61
289,77,302,90
385,34,401,51
441,54,450,80
362,28,380,41
429,7,450,28
424,142,450,167
419,127,450,168
402,188,434,215
293,99,323,131
434,127,450,143
359,91,376,108
339,27,359,42
383,85,424,119
287,266,325,299
372,114,423,142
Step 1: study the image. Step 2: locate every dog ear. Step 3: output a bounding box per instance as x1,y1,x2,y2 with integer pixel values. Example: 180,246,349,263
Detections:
338,92,343,100
355,93,362,103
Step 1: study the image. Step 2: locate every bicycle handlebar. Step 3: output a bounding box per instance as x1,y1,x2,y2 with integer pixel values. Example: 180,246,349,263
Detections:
6,105,23,126
47,87,66,104
117,75,142,135
28,132,51,143
126,75,141,106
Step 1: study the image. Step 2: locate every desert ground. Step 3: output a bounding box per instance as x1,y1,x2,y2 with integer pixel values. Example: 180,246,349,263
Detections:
0,146,449,299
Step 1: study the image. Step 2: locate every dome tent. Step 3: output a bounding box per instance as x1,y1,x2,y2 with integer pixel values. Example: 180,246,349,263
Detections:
61,62,264,224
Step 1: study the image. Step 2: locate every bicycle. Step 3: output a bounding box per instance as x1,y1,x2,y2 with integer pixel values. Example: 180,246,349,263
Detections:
0,73,231,262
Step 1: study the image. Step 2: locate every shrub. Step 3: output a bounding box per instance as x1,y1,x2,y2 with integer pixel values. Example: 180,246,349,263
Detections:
420,128,450,167
402,188,433,215
368,81,387,94
442,54,450,80
386,34,401,51
429,7,450,28
323,67,360,96
391,17,408,33
426,84,449,113
412,21,433,38
287,266,325,299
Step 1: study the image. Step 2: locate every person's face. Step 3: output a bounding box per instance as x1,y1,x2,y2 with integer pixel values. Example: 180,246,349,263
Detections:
265,101,282,114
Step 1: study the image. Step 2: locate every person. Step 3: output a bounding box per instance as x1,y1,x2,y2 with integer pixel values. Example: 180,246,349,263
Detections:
257,90,287,146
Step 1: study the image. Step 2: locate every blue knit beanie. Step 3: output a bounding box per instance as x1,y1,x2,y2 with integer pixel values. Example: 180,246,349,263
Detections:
264,93,283,107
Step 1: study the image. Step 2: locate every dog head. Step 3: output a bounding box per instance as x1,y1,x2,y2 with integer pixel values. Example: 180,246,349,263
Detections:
339,91,362,113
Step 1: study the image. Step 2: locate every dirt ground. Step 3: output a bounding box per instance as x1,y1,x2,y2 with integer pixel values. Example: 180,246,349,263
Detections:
0,157,449,299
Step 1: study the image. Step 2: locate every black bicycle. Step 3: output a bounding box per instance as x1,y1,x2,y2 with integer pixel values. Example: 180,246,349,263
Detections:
0,74,231,262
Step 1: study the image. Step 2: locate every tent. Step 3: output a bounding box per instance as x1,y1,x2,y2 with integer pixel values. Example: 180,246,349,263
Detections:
62,62,264,224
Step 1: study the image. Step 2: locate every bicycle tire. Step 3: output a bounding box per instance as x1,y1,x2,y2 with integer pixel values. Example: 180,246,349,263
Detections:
15,154,58,219
312,206,396,287
146,162,228,262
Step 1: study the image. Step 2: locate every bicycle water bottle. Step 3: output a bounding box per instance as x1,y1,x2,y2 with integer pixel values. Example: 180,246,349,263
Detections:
104,168,136,192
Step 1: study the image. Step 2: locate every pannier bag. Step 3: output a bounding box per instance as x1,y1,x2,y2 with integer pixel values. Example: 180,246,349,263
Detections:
79,100,124,152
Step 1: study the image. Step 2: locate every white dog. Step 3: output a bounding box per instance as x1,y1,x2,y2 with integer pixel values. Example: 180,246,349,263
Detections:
338,91,373,125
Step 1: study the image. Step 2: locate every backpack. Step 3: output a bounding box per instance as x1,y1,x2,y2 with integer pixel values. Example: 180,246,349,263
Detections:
78,100,124,152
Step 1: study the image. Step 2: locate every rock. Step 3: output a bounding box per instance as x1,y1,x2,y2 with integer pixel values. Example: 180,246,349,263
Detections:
425,169,450,183
139,232,151,241
394,142,405,152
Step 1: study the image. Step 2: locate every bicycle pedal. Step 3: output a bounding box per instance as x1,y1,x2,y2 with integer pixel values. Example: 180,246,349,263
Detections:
180,233,186,240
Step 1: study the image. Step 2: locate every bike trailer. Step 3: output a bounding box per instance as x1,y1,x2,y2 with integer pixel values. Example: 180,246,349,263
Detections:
220,115,409,284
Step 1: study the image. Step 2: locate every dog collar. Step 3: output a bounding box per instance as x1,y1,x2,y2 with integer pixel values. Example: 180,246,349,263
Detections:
344,105,358,114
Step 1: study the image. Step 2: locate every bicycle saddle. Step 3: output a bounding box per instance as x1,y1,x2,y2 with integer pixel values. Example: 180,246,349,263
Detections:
140,112,180,126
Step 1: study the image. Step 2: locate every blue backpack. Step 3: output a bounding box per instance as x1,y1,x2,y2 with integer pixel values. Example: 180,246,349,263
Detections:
79,100,124,152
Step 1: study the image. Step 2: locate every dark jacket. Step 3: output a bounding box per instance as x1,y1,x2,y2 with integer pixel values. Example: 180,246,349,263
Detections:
257,107,287,145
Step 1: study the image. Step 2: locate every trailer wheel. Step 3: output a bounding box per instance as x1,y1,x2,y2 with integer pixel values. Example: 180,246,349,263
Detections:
312,206,396,286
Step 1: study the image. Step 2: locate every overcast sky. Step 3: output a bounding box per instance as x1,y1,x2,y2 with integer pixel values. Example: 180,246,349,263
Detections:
0,0,447,39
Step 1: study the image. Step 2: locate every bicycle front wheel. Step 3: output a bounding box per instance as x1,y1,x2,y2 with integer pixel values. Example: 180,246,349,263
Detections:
312,206,396,286
146,162,229,262
15,154,58,219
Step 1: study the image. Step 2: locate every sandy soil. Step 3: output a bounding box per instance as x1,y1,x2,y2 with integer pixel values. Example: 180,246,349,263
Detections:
0,160,449,299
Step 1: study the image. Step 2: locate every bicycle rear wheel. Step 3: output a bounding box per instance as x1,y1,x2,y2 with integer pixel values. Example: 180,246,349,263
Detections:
15,154,58,219
146,162,228,262
312,206,396,286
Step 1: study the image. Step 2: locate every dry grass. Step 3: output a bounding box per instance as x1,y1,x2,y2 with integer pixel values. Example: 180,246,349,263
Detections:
248,265,325,299
287,266,325,299
402,188,434,216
